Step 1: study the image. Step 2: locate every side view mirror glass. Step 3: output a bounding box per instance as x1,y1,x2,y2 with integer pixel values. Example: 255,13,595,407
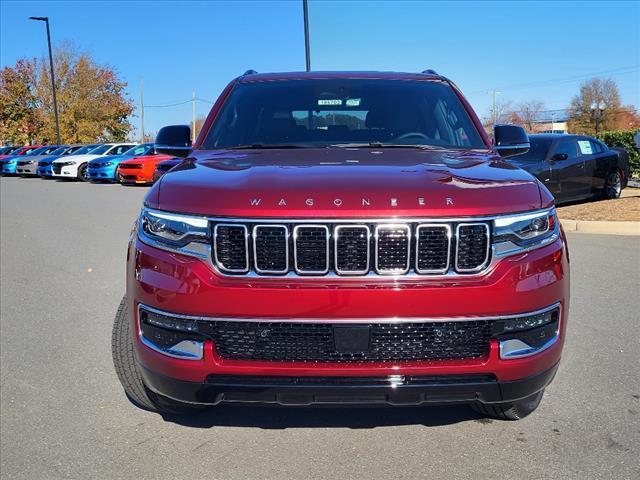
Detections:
155,125,192,158
494,124,530,158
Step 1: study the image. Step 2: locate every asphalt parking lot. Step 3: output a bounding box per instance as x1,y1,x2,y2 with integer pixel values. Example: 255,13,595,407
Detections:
1,176,639,480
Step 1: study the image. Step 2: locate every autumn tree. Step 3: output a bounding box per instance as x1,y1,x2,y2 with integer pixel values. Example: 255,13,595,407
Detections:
0,44,134,144
508,100,545,132
0,59,44,145
567,78,622,134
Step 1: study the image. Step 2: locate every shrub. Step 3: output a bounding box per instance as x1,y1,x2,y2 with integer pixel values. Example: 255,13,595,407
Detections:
596,130,640,178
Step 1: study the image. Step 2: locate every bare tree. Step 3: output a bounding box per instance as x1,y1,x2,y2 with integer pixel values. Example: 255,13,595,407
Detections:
568,77,622,134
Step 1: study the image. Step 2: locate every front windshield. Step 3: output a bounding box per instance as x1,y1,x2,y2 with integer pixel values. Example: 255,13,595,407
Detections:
23,147,43,155
88,144,112,155
123,144,154,156
26,146,51,155
48,146,69,156
203,79,486,150
72,144,100,155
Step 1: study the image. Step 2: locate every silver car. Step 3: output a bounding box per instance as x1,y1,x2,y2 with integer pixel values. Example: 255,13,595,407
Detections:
14,146,61,175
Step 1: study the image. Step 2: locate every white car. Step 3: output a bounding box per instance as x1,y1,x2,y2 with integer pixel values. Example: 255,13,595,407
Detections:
51,143,136,181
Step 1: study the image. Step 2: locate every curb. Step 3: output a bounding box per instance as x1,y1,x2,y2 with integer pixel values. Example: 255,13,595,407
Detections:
560,219,640,236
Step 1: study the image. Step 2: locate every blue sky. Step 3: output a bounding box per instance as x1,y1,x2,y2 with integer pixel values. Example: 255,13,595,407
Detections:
1,0,639,137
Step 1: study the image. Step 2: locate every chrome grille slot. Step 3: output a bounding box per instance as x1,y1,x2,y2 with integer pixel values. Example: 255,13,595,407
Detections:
375,224,410,274
456,223,490,272
335,225,370,275
416,224,451,274
253,225,289,274
294,225,330,274
214,224,249,272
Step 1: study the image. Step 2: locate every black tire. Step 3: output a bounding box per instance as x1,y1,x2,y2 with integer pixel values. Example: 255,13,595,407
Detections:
111,296,206,415
77,163,89,182
604,170,622,199
471,390,545,420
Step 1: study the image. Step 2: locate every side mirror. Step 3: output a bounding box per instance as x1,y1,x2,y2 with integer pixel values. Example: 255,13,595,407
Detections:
155,125,192,158
494,124,530,158
551,153,568,161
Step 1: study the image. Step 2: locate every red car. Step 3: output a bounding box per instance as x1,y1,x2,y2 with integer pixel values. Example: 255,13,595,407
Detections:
117,152,173,184
112,71,569,420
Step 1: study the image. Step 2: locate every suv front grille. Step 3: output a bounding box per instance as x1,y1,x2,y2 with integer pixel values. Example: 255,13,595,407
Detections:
212,220,491,277
199,320,492,362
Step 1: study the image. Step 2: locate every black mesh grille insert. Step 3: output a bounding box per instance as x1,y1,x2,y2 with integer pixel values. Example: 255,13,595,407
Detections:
215,225,248,272
254,226,288,273
294,226,329,273
376,226,410,272
335,226,369,273
52,164,62,174
201,320,492,362
456,224,489,271
416,225,450,272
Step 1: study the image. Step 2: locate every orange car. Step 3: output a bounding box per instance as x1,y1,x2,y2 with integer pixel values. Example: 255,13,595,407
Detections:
117,153,173,184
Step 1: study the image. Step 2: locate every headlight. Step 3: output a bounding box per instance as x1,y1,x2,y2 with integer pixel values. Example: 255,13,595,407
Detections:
138,207,210,259
57,161,75,166
103,162,114,167
493,208,558,257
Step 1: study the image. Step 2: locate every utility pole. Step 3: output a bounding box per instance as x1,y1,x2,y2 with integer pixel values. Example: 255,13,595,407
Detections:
192,91,196,144
303,0,311,71
29,17,61,144
140,79,145,142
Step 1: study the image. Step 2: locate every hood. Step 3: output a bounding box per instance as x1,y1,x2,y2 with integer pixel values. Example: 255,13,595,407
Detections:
121,154,170,165
54,153,101,164
150,148,543,218
89,154,131,165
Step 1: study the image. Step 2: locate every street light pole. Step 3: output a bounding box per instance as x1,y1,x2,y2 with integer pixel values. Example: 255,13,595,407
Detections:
29,16,61,144
303,0,311,71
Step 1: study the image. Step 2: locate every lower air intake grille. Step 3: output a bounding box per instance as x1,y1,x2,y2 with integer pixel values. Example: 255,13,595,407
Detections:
202,320,492,362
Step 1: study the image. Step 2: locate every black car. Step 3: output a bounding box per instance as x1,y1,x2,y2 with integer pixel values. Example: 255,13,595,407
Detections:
507,134,629,204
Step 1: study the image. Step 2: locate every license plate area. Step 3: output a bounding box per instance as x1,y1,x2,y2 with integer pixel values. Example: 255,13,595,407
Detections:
333,325,371,352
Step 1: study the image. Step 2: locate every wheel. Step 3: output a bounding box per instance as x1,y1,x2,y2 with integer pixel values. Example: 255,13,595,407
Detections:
471,389,545,420
77,163,89,182
604,170,622,199
111,296,206,415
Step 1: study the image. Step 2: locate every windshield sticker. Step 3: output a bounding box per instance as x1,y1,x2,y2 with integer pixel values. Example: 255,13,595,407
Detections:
578,140,592,154
318,99,342,106
346,98,361,107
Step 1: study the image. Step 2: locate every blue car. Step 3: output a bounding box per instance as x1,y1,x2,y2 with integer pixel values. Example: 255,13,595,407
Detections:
87,143,154,182
37,144,99,177
1,146,42,174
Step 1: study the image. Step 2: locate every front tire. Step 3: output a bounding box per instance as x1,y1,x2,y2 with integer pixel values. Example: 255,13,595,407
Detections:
77,163,89,182
111,297,206,415
604,170,622,199
471,389,545,420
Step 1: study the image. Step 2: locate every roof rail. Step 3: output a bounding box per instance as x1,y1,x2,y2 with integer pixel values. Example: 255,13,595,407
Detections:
243,69,258,76
421,69,438,75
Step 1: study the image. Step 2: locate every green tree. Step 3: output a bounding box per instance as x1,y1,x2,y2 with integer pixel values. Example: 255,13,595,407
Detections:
0,59,43,145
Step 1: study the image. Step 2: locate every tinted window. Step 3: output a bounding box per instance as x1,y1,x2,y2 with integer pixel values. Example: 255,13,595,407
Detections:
47,146,70,156
123,144,154,156
108,144,135,155
590,140,603,154
553,140,577,159
72,144,100,155
512,137,552,162
203,79,486,150
89,144,112,155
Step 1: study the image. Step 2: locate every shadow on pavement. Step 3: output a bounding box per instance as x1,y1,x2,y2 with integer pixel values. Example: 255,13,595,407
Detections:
158,403,484,429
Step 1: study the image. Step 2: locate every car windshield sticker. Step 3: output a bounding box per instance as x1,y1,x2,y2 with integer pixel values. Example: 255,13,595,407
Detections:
318,99,342,106
346,98,361,107
578,140,592,155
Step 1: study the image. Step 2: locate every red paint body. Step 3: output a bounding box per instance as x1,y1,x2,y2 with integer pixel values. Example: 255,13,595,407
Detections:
129,71,570,403
118,154,173,184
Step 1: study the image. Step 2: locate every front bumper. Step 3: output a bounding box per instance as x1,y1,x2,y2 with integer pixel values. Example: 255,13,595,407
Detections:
88,166,117,181
119,169,151,184
16,163,38,175
141,362,559,406
52,164,77,177
1,163,17,174
129,231,569,403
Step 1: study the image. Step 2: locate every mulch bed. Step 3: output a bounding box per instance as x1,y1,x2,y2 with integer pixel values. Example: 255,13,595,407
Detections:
556,189,640,222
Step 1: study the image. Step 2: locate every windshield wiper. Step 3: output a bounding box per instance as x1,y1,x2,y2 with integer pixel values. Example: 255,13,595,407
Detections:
226,143,310,150
330,142,445,150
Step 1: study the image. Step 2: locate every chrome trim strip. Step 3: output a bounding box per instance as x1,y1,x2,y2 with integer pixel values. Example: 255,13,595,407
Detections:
138,301,561,325
213,224,249,273
415,224,452,274
455,223,491,273
334,225,371,275
499,333,559,359
374,224,411,275
293,225,330,275
139,336,204,360
253,224,289,274
142,206,555,225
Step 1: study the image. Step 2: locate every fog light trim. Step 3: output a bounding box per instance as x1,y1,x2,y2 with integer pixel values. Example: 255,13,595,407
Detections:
139,335,204,360
499,333,559,359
